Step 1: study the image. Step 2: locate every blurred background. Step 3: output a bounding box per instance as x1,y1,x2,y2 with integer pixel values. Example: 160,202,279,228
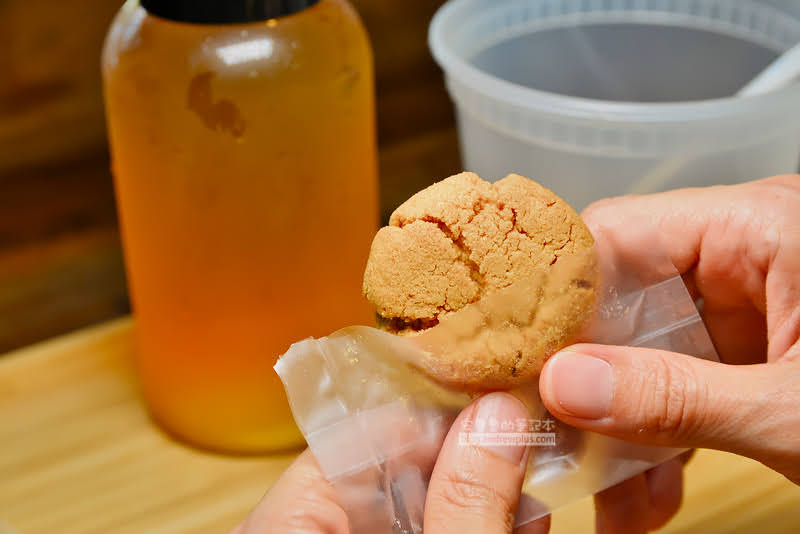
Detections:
0,0,462,354
2,0,799,355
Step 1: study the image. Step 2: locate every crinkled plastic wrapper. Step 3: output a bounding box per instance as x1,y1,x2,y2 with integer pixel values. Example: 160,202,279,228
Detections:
274,223,718,533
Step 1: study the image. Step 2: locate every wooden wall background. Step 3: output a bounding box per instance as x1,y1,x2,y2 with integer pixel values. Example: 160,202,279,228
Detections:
0,0,461,353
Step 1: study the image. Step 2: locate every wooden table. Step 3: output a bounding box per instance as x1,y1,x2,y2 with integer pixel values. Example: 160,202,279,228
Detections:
1,320,799,533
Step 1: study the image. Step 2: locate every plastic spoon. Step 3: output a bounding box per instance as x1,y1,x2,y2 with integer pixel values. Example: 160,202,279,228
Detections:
630,40,800,194
737,41,800,97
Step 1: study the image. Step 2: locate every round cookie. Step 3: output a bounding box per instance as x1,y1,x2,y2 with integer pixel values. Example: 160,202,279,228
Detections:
362,172,596,389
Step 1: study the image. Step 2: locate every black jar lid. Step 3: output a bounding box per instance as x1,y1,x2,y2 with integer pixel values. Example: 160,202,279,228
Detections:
140,0,320,24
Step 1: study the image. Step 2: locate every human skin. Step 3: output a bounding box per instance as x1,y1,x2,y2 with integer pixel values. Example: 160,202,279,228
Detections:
233,175,800,534
229,392,551,534
541,174,800,533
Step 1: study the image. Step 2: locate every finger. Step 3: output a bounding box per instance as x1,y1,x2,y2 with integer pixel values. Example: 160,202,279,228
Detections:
581,176,800,365
700,304,768,366
594,474,649,534
234,449,348,534
645,458,684,530
594,459,685,533
678,449,695,465
344,403,454,479
513,496,552,534
513,519,550,534
539,344,800,471
425,392,532,534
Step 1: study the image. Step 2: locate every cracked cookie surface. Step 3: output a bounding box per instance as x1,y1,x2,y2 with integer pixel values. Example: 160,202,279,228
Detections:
362,172,596,389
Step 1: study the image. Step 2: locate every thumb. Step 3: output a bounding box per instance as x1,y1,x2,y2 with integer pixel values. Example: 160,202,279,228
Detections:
539,344,800,473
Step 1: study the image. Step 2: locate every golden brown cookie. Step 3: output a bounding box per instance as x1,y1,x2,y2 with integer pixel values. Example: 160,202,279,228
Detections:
362,172,596,389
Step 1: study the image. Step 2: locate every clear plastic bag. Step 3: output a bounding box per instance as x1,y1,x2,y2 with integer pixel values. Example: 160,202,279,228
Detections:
274,223,718,532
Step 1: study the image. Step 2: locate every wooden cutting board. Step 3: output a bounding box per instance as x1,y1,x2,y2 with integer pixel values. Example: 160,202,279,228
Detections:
1,319,798,533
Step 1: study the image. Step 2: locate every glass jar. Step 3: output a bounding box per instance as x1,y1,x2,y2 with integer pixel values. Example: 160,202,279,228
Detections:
102,0,378,453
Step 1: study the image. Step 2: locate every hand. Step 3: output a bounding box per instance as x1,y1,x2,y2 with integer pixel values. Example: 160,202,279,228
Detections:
539,175,800,533
231,392,550,534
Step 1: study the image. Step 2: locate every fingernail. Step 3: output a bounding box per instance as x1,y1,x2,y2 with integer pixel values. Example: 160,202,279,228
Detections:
471,393,529,464
545,352,613,420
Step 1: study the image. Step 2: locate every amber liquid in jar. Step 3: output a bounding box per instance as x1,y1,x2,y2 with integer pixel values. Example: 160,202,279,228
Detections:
102,0,377,453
